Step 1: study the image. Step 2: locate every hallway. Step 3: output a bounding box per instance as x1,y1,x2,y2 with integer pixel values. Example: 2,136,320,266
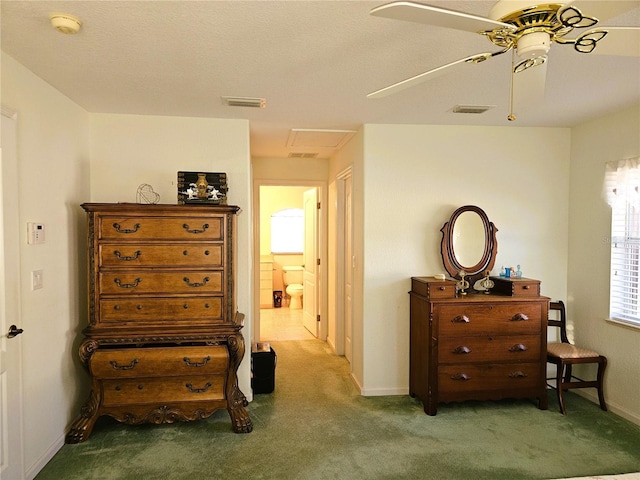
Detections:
259,307,314,342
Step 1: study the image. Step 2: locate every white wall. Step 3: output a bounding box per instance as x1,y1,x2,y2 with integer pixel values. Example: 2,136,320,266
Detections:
89,113,253,399
568,103,640,423
1,52,90,478
360,124,571,395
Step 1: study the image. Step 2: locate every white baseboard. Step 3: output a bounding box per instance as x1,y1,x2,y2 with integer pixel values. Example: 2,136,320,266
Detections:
26,434,64,480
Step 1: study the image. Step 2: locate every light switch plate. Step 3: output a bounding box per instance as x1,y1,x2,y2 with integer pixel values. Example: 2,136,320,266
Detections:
27,223,45,245
31,270,43,290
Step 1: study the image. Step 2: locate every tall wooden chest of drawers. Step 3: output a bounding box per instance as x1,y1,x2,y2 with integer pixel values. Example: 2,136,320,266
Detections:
410,277,549,415
66,203,252,443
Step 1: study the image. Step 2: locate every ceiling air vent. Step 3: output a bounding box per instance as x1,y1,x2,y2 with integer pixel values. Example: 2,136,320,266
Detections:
221,96,266,108
452,105,495,114
288,152,319,159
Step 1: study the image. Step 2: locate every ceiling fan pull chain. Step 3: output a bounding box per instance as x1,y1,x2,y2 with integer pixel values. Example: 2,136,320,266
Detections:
508,49,516,122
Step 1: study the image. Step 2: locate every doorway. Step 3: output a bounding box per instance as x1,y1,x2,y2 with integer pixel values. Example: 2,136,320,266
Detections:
253,182,326,344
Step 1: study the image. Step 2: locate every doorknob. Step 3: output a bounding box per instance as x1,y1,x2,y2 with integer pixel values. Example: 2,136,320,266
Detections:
7,324,24,338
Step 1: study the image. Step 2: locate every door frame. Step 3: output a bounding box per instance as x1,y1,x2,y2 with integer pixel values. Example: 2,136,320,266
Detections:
252,179,327,344
1,105,25,480
334,167,353,359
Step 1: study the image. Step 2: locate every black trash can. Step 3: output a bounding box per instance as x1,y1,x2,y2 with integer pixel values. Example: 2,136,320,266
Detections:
273,290,283,308
251,343,277,394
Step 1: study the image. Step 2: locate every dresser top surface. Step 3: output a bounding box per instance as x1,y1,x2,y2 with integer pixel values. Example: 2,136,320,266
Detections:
82,203,241,214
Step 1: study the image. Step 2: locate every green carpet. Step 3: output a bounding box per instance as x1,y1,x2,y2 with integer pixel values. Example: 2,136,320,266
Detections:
36,339,640,480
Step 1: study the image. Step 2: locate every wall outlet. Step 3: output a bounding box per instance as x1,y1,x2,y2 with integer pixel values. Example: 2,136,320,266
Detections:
27,223,45,245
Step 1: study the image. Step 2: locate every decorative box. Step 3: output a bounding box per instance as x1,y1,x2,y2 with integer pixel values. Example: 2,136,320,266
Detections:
411,277,457,299
177,171,228,205
490,277,541,296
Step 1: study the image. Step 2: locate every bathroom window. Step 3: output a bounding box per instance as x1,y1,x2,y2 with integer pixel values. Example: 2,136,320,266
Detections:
271,208,304,254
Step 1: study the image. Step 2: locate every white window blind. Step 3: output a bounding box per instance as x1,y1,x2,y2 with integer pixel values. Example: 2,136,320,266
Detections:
606,157,640,327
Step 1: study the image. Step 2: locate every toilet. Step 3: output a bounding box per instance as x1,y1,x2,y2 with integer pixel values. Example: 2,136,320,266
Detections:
282,266,304,309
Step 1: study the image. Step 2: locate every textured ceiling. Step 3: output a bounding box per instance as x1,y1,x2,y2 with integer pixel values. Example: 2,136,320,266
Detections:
1,0,639,159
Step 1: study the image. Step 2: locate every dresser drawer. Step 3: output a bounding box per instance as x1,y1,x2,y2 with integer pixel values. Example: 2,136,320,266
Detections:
101,375,226,406
438,335,541,364
438,362,542,394
99,244,223,268
100,271,223,295
437,303,542,336
91,345,229,378
411,277,456,299
98,215,224,241
100,297,223,323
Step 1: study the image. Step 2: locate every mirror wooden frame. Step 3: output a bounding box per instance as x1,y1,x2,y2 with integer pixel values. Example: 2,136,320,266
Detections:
440,205,498,285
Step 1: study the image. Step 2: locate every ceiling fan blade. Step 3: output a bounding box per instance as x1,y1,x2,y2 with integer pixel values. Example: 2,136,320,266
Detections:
370,1,516,34
589,27,640,56
562,1,640,24
367,53,496,99
512,58,548,111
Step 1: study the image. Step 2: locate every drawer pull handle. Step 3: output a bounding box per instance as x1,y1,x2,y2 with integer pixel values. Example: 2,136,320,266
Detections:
183,223,209,234
452,346,471,355
183,250,189,255
114,278,141,289
183,276,210,288
138,385,144,390
205,250,210,256
136,305,143,310
183,356,211,367
451,373,470,381
109,359,139,370
508,343,527,352
523,285,530,290
439,286,445,291
509,371,528,378
112,223,141,234
113,250,141,261
115,386,121,391
114,305,120,310
510,313,529,322
186,382,212,393
451,315,470,324
204,303,210,308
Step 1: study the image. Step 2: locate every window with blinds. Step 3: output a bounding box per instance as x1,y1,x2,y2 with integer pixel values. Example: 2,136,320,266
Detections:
606,157,640,327
610,201,640,326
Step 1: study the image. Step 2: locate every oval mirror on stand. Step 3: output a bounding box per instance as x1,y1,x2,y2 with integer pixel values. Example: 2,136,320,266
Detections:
440,205,498,286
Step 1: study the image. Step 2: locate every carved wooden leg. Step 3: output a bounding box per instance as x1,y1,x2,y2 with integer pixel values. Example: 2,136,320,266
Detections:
597,356,608,411
65,390,101,443
226,334,253,433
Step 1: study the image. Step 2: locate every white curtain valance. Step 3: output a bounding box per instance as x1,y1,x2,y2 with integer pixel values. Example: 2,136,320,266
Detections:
605,156,640,208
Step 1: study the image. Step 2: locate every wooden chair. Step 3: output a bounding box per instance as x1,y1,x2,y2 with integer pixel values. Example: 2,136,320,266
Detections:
547,301,607,415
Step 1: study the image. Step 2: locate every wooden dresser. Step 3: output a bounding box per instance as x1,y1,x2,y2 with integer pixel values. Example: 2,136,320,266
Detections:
66,203,252,443
409,276,549,415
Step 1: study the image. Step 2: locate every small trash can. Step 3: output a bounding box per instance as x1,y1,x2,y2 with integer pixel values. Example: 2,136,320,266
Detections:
252,343,277,394
273,290,283,308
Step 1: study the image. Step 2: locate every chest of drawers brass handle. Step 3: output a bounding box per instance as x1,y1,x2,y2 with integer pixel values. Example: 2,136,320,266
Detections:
451,315,470,323
183,276,210,288
510,313,529,322
114,278,141,289
186,382,212,393
508,371,528,378
109,359,139,370
183,356,211,367
113,250,141,261
451,373,470,381
112,223,141,234
183,223,209,234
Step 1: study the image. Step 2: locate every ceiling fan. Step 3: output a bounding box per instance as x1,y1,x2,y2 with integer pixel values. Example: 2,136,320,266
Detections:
367,1,640,120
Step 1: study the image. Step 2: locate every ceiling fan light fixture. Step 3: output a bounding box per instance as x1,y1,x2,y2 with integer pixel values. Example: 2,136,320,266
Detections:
516,31,551,59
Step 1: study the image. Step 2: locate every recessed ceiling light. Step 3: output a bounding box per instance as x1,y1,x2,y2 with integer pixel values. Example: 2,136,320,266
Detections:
222,96,266,108
50,13,82,34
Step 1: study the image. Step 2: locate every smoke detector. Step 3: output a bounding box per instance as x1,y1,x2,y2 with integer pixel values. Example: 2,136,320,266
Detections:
50,13,82,35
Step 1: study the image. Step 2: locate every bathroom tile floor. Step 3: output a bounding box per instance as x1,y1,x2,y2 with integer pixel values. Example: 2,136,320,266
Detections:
259,306,314,341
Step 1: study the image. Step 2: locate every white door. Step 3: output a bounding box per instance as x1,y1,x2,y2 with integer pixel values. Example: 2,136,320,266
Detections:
344,176,353,363
0,110,24,480
302,188,319,337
